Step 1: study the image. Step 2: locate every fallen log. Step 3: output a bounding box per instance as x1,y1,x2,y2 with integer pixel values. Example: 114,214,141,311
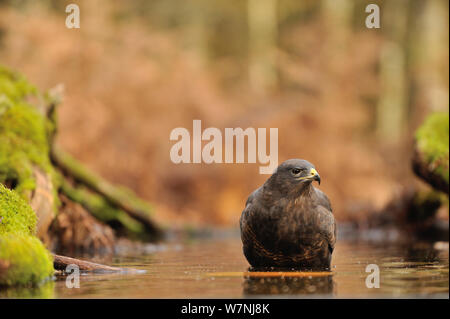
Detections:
52,254,142,274
51,145,162,239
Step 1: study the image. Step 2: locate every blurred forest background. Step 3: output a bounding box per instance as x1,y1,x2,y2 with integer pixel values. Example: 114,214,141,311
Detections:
0,0,448,229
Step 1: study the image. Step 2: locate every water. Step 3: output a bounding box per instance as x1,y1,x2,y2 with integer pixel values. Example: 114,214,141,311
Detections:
0,237,449,298
1,236,448,298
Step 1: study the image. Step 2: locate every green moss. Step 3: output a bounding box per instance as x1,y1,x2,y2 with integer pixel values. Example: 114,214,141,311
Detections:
0,184,36,236
415,112,449,184
0,234,54,286
0,186,54,287
0,65,37,103
0,67,56,287
0,280,55,298
0,65,60,209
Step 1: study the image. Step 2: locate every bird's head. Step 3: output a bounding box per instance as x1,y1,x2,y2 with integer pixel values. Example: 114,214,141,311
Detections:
266,159,321,195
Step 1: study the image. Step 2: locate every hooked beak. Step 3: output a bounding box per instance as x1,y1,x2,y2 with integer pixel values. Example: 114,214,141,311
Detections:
309,168,321,185
297,168,321,185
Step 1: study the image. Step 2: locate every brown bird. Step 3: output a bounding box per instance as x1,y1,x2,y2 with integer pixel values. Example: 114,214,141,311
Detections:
240,159,336,270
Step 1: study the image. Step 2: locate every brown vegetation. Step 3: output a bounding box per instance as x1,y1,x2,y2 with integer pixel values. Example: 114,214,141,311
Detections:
0,1,447,229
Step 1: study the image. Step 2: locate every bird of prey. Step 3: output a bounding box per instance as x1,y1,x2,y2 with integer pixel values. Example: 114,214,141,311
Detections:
240,159,336,270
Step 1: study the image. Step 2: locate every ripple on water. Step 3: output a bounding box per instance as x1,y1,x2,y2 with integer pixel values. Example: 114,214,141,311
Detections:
2,238,448,298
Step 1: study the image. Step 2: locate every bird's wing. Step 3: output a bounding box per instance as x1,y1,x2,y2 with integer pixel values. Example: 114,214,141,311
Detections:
314,187,332,212
240,186,263,230
240,189,283,261
240,188,257,236
316,205,336,253
245,187,261,207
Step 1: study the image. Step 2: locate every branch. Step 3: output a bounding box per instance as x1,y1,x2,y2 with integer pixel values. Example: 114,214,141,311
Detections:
52,254,141,274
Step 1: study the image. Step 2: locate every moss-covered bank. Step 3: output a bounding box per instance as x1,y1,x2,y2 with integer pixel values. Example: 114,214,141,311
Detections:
0,64,161,286
415,112,449,183
413,112,449,194
0,184,54,286
0,234,54,286
1,65,161,245
0,66,57,199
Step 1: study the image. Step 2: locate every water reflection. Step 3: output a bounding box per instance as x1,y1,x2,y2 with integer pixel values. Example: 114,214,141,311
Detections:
0,238,448,298
243,271,334,296
0,281,55,298
377,244,449,295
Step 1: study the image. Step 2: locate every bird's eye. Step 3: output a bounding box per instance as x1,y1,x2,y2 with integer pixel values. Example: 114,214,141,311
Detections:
291,168,301,175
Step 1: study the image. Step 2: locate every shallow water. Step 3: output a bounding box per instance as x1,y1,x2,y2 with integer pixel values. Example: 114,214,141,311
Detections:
2,237,449,298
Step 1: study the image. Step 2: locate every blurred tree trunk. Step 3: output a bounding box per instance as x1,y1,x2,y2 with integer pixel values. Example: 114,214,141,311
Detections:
376,0,409,143
248,0,278,94
185,1,209,68
414,0,449,113
320,0,354,108
322,0,354,51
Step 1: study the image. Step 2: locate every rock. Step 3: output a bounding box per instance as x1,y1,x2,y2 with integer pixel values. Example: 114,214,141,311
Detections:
0,234,54,286
0,184,55,286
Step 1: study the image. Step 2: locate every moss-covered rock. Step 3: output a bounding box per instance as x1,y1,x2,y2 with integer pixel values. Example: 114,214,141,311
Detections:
0,184,54,286
0,65,60,238
415,113,449,181
0,65,37,103
0,66,56,198
0,183,36,236
413,112,449,194
0,234,54,286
